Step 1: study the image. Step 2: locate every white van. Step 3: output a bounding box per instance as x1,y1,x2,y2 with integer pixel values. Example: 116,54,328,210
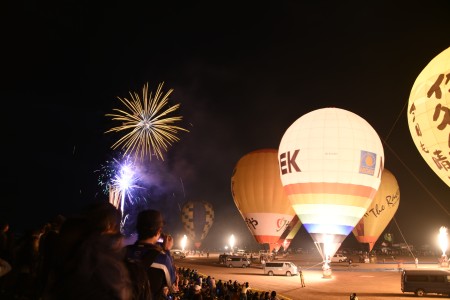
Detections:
263,261,298,276
226,256,251,268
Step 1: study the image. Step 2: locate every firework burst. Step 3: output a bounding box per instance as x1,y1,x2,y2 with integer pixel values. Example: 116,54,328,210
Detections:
105,82,189,161
96,155,143,232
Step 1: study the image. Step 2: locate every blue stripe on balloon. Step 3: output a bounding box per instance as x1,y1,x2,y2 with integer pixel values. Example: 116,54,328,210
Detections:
303,223,353,236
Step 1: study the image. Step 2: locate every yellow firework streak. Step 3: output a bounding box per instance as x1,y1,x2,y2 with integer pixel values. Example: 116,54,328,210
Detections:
105,82,189,161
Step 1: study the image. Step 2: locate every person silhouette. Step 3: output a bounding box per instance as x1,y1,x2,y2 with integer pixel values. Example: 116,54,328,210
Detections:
299,270,305,287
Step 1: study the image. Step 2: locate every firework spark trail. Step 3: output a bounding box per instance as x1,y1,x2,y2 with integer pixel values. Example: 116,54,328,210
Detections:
105,82,189,161
180,177,186,198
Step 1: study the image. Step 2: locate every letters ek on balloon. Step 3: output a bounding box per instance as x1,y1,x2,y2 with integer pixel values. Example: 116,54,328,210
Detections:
279,150,300,175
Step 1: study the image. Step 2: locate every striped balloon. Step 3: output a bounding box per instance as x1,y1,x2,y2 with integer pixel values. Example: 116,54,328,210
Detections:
231,149,297,252
181,201,214,249
278,107,384,259
278,215,302,251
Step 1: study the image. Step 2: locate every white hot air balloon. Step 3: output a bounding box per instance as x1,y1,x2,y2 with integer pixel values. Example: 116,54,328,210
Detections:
278,107,384,274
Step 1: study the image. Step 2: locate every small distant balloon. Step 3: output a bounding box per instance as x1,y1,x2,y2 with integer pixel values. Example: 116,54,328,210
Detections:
407,46,450,188
181,201,214,249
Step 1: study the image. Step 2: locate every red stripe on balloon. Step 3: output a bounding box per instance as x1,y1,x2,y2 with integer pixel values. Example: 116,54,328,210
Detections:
284,182,376,198
253,235,283,244
354,236,377,243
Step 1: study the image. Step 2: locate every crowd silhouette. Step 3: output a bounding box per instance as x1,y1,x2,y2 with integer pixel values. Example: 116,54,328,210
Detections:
0,202,281,300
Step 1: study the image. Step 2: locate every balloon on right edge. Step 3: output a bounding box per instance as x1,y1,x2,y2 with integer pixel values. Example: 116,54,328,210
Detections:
352,168,400,252
407,46,450,188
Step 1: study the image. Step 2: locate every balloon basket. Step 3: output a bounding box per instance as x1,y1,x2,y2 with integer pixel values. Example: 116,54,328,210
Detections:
438,255,448,268
322,268,332,279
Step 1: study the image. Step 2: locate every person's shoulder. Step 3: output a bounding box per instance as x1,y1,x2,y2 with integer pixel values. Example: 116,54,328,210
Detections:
127,242,162,251
126,242,162,258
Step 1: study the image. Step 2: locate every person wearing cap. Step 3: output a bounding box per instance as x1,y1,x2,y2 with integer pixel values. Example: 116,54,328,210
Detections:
125,209,176,300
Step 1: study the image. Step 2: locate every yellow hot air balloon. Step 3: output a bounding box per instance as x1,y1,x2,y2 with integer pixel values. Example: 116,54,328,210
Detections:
231,149,297,252
278,107,384,271
352,168,400,251
407,46,450,188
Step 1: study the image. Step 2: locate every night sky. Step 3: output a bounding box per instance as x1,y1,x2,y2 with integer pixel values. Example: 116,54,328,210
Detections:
4,1,450,251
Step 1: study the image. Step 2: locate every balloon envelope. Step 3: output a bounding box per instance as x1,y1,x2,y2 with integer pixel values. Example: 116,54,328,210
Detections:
352,168,400,251
278,107,384,260
407,46,450,188
231,149,296,249
278,215,302,251
181,201,214,249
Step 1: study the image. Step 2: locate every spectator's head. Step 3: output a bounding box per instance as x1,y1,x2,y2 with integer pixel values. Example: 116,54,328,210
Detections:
83,202,122,234
136,209,164,240
0,221,9,232
51,214,66,231
162,286,169,296
160,233,174,250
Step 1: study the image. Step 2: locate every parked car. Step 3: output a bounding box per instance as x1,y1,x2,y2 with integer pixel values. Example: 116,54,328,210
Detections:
171,249,186,259
330,253,348,263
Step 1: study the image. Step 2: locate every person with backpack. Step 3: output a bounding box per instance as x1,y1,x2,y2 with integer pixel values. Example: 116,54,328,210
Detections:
125,209,176,300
